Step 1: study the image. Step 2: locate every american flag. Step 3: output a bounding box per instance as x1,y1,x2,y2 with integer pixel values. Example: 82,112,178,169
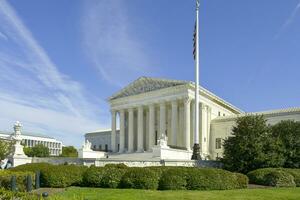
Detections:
193,0,200,60
193,22,197,60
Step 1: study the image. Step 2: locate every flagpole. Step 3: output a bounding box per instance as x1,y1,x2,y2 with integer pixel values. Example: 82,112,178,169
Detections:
192,0,201,160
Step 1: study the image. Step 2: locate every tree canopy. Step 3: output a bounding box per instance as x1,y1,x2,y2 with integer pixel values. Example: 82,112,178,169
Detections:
0,140,12,160
221,115,291,173
24,144,50,157
60,146,78,157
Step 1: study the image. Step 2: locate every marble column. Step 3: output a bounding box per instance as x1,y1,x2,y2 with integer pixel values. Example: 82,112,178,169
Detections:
111,110,117,152
171,100,178,146
128,108,134,152
148,104,155,150
119,110,125,153
160,102,166,138
184,98,191,151
137,106,144,152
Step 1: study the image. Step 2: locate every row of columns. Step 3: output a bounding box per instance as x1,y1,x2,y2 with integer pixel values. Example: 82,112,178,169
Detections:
111,98,194,153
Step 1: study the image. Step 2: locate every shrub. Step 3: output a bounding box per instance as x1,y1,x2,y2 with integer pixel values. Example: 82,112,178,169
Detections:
82,166,105,187
10,163,87,188
0,171,35,192
101,167,126,188
284,169,300,187
158,168,188,190
0,188,38,200
186,168,247,190
42,165,87,187
120,168,159,190
264,171,295,187
233,173,249,189
248,168,298,187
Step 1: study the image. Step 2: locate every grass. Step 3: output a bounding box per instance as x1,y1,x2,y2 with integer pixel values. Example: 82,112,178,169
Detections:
50,187,300,200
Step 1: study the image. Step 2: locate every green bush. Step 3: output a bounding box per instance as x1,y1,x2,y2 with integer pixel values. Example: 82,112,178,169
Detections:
0,188,38,200
233,173,249,189
11,163,87,188
101,167,126,188
158,168,188,190
120,168,159,190
186,168,247,190
264,171,295,187
82,166,105,187
247,168,298,187
0,171,35,192
284,169,300,187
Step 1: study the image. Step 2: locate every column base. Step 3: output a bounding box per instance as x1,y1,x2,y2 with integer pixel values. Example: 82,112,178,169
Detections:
191,143,201,160
136,149,144,153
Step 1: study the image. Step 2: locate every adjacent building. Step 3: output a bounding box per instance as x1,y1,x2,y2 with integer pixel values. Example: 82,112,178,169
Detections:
0,130,63,156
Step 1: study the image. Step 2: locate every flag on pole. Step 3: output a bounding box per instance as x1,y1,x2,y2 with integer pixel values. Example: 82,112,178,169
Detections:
193,22,197,60
193,0,200,60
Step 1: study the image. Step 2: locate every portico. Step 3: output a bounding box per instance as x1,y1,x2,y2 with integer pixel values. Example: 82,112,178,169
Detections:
108,77,241,159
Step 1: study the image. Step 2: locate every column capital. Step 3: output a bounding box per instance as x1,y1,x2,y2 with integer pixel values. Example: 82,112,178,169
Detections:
183,97,191,105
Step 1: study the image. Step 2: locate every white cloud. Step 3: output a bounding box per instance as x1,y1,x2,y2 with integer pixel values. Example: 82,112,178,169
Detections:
81,0,152,87
274,0,300,39
0,0,109,146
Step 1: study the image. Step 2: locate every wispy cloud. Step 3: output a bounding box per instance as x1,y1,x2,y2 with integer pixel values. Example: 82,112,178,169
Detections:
274,0,300,39
0,0,109,146
81,0,153,87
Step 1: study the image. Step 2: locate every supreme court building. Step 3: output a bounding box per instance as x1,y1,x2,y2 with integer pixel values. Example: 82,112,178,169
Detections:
85,76,300,160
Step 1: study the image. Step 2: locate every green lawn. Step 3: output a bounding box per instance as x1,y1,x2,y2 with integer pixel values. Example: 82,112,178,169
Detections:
50,187,300,200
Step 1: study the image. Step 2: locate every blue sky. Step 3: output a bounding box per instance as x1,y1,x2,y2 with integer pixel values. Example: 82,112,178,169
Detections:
0,0,300,146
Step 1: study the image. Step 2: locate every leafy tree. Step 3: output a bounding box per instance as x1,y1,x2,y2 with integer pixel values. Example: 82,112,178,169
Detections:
24,144,50,157
222,115,285,173
271,120,300,168
60,146,78,157
0,140,12,160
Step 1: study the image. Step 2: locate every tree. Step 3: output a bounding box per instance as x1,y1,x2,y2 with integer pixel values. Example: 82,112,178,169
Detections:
24,144,50,157
60,146,78,157
0,140,12,160
222,115,285,173
271,120,300,168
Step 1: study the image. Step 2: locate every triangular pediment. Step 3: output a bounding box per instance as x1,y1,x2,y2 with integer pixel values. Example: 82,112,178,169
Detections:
110,77,188,100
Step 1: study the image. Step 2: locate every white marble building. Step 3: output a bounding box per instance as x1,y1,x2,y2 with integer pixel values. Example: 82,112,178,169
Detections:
0,130,63,156
86,77,300,160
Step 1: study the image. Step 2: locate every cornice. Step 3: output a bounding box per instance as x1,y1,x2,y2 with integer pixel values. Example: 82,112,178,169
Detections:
212,107,300,123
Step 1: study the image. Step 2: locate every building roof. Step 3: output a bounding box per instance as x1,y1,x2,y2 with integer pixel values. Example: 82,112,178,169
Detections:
212,107,300,123
109,76,243,114
0,131,54,139
109,77,188,100
85,129,120,137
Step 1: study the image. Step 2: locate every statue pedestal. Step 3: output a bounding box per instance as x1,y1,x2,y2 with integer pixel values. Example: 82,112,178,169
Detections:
8,121,31,167
78,140,105,159
78,149,105,159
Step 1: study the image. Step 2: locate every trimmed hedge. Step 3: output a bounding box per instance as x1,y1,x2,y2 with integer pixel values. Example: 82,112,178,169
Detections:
0,171,35,192
247,168,298,187
11,163,87,188
158,168,188,190
120,168,159,190
186,168,248,190
10,163,248,190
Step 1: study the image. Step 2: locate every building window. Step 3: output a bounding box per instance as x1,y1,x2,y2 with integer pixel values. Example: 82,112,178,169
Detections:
99,145,102,150
215,138,222,149
223,113,226,116
105,144,108,152
218,111,221,116
93,145,96,150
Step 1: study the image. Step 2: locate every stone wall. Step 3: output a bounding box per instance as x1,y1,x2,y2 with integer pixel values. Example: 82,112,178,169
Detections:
30,157,222,168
